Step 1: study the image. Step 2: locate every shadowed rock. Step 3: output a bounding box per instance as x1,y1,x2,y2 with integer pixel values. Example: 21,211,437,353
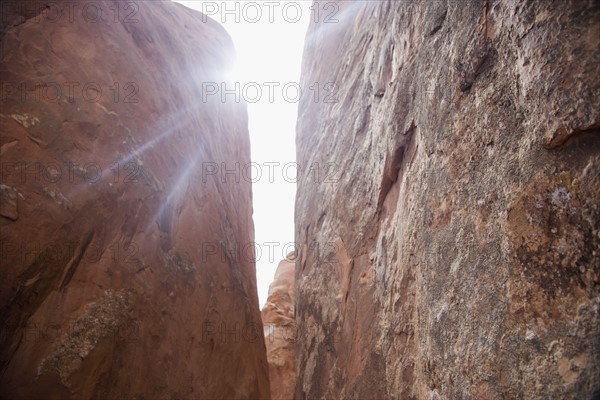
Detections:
0,1,269,398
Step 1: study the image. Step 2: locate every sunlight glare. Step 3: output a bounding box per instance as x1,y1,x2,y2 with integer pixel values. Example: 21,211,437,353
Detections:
174,0,311,307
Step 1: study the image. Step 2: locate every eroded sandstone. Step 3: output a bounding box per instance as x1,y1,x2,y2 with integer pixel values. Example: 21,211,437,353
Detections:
294,1,599,399
261,253,296,400
0,1,269,398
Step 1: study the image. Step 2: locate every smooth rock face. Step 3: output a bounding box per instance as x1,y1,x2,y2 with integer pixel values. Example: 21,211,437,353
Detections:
295,1,599,399
0,2,269,399
261,254,296,400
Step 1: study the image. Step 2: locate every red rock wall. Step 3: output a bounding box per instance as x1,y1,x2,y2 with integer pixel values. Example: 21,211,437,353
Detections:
0,1,269,399
261,254,296,400
295,1,599,399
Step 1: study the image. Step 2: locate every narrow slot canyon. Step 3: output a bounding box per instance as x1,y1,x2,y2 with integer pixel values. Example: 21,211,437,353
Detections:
0,1,599,400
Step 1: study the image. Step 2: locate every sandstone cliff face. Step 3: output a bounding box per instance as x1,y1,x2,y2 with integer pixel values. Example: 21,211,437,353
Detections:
261,254,296,400
295,1,599,399
0,1,269,399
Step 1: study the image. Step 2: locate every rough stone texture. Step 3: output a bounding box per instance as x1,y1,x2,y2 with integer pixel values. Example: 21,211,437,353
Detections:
0,1,270,399
261,253,296,400
295,1,599,399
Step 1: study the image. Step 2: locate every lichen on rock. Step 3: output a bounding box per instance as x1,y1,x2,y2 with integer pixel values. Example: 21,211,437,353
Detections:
38,289,132,385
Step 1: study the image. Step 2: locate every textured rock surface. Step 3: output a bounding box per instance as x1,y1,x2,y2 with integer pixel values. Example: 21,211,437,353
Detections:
261,253,296,400
0,1,269,399
295,1,599,399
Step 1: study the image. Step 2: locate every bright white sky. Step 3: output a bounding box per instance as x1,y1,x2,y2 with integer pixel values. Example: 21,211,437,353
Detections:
175,1,311,307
